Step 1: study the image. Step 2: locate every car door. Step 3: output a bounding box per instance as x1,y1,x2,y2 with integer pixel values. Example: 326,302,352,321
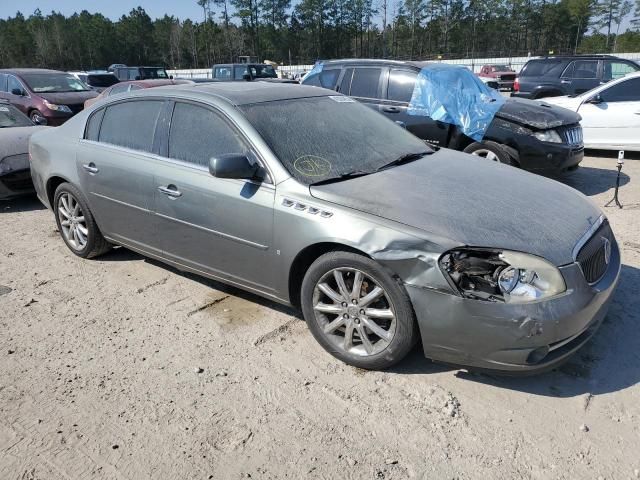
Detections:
76,99,163,253
153,100,276,292
578,76,640,149
561,60,600,95
381,67,450,147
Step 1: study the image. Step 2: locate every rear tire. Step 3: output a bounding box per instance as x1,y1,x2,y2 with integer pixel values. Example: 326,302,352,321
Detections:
300,251,419,370
54,182,111,259
463,141,513,165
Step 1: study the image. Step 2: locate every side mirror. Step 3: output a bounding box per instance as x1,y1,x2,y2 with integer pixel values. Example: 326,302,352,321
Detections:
134,75,141,81
209,153,264,181
11,88,24,96
242,73,251,81
169,75,174,79
587,94,603,104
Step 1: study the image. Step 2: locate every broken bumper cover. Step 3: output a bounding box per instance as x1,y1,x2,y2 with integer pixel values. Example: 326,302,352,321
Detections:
406,240,620,373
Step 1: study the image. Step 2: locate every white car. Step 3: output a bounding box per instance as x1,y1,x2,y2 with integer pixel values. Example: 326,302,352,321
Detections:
542,72,640,151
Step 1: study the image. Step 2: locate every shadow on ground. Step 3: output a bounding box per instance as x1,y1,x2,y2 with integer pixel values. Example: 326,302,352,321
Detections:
99,246,301,318
395,264,640,398
561,165,630,196
0,195,45,213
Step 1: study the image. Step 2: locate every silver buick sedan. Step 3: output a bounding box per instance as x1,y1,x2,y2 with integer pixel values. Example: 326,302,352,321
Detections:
29,83,620,373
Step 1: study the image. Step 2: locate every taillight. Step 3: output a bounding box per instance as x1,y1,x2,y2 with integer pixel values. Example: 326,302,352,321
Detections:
514,78,520,92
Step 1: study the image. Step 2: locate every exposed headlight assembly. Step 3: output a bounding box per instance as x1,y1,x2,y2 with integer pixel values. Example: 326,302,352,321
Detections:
532,129,562,143
439,249,566,303
43,100,72,113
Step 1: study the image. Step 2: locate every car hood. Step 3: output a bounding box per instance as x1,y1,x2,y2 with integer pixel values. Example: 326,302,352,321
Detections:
309,149,602,266
538,95,583,112
38,91,98,104
0,126,48,159
495,97,581,129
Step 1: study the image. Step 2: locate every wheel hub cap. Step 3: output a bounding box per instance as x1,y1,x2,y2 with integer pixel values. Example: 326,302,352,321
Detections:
312,268,397,357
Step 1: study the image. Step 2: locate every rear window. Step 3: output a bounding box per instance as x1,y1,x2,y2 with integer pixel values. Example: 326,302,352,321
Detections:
87,74,119,88
98,100,163,153
520,59,565,77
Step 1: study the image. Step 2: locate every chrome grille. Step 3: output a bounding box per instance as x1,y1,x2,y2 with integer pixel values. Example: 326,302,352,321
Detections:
560,125,583,146
576,220,613,284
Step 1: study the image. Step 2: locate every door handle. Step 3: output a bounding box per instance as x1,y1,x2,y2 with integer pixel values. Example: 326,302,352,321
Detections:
82,163,99,174
158,185,182,198
560,80,571,84
382,106,401,113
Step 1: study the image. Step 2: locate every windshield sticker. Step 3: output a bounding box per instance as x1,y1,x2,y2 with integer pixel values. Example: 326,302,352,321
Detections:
294,155,332,177
329,96,355,103
0,107,9,112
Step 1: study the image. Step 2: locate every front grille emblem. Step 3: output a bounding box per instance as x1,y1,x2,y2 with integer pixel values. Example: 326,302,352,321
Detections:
602,237,611,265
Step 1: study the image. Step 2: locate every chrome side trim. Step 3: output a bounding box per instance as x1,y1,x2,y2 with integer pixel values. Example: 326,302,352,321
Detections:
572,215,605,260
90,191,151,213
154,212,269,250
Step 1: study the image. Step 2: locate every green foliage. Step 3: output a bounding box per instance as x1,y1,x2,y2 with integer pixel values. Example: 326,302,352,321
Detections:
0,1,638,70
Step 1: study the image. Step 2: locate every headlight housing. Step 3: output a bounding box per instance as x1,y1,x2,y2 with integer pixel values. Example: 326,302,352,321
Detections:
439,249,566,303
43,100,72,113
532,129,562,143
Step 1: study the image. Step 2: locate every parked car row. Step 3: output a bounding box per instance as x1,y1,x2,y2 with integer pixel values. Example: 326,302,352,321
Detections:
302,59,584,175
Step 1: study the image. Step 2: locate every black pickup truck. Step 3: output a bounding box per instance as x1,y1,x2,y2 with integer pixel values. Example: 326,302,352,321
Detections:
302,59,585,176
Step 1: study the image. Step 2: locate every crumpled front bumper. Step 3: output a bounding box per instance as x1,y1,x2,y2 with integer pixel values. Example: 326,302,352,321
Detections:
406,239,620,374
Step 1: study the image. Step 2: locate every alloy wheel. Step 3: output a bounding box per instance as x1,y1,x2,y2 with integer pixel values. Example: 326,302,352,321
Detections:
312,268,397,357
471,148,499,161
57,192,88,251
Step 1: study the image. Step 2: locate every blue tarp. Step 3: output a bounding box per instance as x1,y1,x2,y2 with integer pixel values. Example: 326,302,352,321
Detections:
407,64,505,142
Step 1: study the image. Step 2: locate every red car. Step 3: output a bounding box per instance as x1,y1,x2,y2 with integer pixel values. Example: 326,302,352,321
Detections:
84,79,194,109
0,69,98,126
478,65,517,91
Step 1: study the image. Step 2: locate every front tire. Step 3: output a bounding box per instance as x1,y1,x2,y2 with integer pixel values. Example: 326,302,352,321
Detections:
54,183,111,258
301,251,419,370
463,141,513,165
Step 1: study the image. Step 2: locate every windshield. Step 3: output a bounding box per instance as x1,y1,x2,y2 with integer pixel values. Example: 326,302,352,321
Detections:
0,104,33,127
22,73,90,93
492,65,512,71
87,74,120,88
140,68,168,79
240,96,431,185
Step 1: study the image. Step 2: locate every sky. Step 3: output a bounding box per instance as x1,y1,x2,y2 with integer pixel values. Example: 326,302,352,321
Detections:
0,0,210,21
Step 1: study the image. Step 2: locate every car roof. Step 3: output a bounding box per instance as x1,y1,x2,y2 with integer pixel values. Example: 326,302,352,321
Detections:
0,68,67,75
318,59,433,69
134,81,332,106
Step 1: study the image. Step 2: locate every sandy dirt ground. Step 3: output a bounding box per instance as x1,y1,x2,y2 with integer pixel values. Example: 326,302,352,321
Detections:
1,152,639,480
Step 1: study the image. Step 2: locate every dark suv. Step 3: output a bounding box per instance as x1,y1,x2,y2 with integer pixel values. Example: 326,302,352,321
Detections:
212,63,280,81
302,59,584,175
513,55,639,99
109,65,171,81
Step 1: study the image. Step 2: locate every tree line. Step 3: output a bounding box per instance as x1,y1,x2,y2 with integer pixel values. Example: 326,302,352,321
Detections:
1,0,640,71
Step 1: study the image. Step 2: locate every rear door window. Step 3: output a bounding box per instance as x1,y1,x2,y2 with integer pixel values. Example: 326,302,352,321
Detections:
215,67,231,80
339,68,354,94
600,78,640,102
387,69,418,103
0,74,6,92
565,60,598,79
234,65,248,80
349,68,382,99
98,100,163,153
127,69,139,80
168,102,246,167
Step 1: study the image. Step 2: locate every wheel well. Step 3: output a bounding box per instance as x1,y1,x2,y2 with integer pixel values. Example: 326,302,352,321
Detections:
288,242,370,309
46,176,67,207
